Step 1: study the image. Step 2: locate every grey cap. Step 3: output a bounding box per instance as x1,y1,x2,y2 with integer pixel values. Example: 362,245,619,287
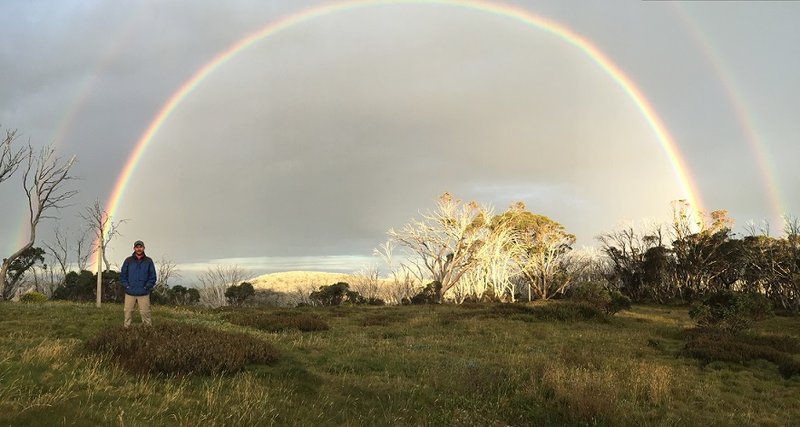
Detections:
133,240,145,247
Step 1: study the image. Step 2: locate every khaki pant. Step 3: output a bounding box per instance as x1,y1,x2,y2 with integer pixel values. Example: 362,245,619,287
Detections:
124,294,152,327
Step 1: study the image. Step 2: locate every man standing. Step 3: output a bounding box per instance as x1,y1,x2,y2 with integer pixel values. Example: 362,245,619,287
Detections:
120,240,157,327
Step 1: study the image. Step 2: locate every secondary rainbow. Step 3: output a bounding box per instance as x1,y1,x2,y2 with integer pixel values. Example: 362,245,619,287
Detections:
103,0,706,238
674,4,784,227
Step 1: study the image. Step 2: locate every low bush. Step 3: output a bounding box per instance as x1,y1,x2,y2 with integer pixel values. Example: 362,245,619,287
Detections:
682,329,800,379
744,292,774,321
529,301,607,322
568,282,610,308
568,282,631,315
608,291,632,314
172,285,201,305
228,310,329,332
359,311,408,327
689,290,773,332
488,301,607,322
51,270,123,303
410,281,442,304
19,291,48,303
309,282,373,306
225,282,255,306
85,322,280,375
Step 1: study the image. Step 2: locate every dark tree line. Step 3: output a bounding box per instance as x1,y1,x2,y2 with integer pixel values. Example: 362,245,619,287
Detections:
599,202,800,312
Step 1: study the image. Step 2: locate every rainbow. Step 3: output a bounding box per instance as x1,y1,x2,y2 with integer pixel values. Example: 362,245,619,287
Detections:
10,5,147,255
674,4,785,228
103,0,706,244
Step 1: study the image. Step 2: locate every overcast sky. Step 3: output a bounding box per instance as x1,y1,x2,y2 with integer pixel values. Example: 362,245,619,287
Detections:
1,1,798,280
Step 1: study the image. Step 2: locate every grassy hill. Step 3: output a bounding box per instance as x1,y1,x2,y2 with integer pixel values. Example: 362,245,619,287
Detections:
1,301,798,425
247,271,361,293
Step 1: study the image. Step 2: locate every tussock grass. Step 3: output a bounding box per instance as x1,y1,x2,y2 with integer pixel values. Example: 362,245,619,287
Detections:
85,322,280,375
0,301,798,425
683,328,800,378
228,310,330,332
487,300,608,322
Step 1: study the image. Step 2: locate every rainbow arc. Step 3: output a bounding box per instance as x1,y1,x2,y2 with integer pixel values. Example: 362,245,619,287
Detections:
101,0,706,264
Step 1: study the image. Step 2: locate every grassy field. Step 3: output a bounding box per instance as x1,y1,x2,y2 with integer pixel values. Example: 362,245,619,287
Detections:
0,301,798,426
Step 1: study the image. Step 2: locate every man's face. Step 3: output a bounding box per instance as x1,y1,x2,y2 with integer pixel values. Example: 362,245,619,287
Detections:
134,244,144,255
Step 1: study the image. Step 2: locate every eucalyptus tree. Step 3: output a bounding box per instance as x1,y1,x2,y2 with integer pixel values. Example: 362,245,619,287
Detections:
387,192,493,302
598,224,664,302
1,145,77,299
671,206,735,299
495,202,575,300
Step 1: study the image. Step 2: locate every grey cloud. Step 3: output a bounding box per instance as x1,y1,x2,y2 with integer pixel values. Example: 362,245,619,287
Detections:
1,1,797,275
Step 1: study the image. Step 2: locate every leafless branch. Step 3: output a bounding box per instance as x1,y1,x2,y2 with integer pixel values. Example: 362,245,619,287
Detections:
80,200,127,271
0,128,25,184
1,144,77,299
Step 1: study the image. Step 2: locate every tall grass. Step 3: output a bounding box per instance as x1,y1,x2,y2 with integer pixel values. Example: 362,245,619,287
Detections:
0,301,798,425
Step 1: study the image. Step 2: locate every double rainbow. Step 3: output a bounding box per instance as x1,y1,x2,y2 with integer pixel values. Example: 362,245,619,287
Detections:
103,0,705,242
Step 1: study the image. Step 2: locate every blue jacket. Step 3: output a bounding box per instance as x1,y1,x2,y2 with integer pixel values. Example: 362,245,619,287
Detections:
120,253,157,296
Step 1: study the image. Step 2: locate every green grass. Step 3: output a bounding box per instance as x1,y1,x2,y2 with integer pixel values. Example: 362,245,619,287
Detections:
1,301,798,426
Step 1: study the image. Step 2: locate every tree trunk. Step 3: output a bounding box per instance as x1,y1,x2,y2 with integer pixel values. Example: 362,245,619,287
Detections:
96,241,103,308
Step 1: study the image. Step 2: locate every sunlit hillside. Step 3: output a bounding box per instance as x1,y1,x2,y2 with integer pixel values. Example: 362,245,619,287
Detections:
247,271,359,293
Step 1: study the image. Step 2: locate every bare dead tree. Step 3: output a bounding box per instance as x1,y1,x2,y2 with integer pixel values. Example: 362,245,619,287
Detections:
744,219,771,238
154,256,181,295
374,241,418,304
291,282,317,306
197,264,247,307
352,264,382,301
1,144,77,299
81,200,126,272
75,229,91,272
781,215,800,311
43,226,70,280
567,246,613,286
387,192,491,302
0,128,25,184
39,254,62,297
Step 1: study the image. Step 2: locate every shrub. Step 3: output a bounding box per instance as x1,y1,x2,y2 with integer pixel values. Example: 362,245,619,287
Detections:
530,301,607,322
743,292,773,321
608,291,632,315
410,281,442,304
309,282,365,306
689,290,771,332
19,291,48,303
489,301,606,322
569,282,610,308
85,322,280,375
52,270,95,301
683,329,800,379
364,297,386,306
568,282,631,315
51,270,122,303
165,285,201,305
228,311,329,332
225,282,256,306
